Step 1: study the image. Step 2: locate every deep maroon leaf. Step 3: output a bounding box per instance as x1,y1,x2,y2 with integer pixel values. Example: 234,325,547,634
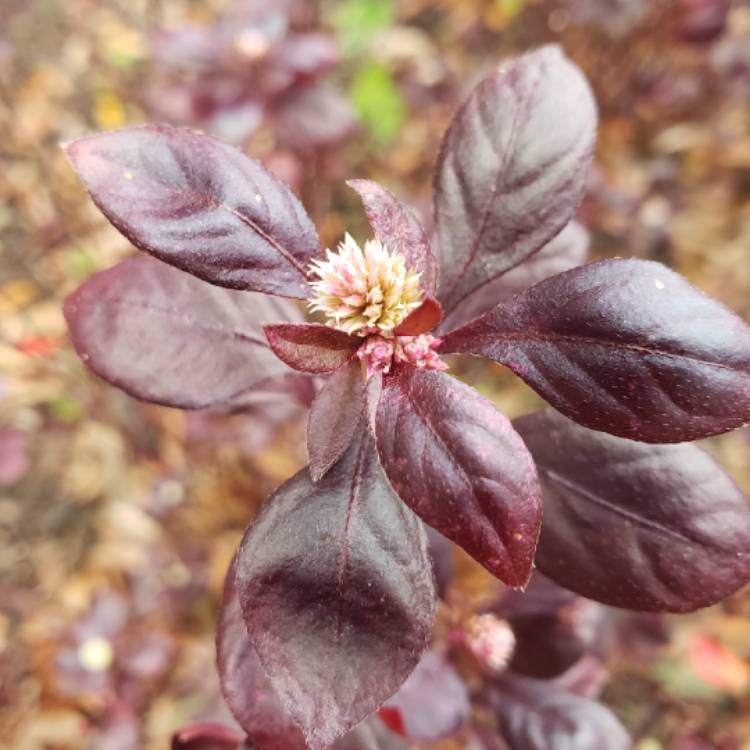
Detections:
393,296,443,336
218,557,306,750
264,323,359,374
440,221,589,333
64,256,298,409
443,259,750,443
426,527,454,600
375,368,541,587
480,673,631,750
171,723,243,750
515,409,750,612
379,651,469,740
434,46,597,313
64,125,322,297
236,430,436,749
308,359,365,481
493,570,577,620
347,180,437,292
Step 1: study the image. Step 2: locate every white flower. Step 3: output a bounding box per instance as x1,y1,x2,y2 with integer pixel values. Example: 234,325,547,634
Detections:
308,234,422,336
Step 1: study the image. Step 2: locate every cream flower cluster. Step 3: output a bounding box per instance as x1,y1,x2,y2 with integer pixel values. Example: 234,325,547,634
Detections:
308,234,422,336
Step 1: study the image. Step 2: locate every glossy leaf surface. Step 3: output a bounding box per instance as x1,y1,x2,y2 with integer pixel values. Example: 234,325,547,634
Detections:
444,259,750,442
264,323,359,374
236,430,436,749
375,368,541,586
434,46,597,313
379,651,469,740
440,221,589,333
64,256,297,409
308,359,365,481
64,125,321,297
481,673,631,750
515,409,750,612
347,179,437,292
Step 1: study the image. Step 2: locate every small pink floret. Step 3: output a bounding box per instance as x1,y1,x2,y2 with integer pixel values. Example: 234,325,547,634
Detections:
357,333,448,377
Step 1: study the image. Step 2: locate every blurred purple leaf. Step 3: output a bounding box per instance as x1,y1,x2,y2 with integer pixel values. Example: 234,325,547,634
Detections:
443,259,750,443
264,323,359,373
347,180,438,293
493,571,577,620
379,651,469,740
308,359,365,481
434,46,597,313
0,429,29,485
64,125,321,297
515,409,750,612
171,723,243,750
64,256,298,409
441,221,589,332
236,430,436,749
375,368,541,587
480,673,631,750
271,33,339,79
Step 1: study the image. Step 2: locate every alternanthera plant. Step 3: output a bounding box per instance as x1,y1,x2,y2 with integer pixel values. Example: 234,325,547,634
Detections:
63,46,750,749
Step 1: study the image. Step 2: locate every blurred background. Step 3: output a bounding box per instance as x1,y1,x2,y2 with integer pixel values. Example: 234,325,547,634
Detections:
1,0,750,747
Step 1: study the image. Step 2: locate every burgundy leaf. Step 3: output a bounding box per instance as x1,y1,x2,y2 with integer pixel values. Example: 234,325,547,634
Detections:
375,368,541,587
434,46,597,313
379,651,469,740
64,125,321,297
493,570,577,620
236,429,436,749
440,221,589,333
64,256,298,409
480,673,631,750
308,359,365,481
393,296,443,336
426,527,454,600
264,323,359,374
347,180,438,293
515,409,750,612
171,723,243,750
443,259,750,443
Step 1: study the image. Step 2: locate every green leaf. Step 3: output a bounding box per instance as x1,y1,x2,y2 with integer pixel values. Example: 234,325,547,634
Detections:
331,0,394,56
350,63,406,146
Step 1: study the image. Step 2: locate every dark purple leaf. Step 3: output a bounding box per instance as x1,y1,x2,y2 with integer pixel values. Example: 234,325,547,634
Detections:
264,323,359,374
440,221,589,333
64,256,299,409
218,558,384,750
434,46,597,313
308,359,365,481
375,368,541,587
347,180,437,292
393,296,443,336
64,125,321,297
236,430,436,749
481,673,630,750
443,259,750,443
553,656,610,700
493,570,577,620
515,409,750,612
171,723,243,750
379,651,469,740
426,527,454,599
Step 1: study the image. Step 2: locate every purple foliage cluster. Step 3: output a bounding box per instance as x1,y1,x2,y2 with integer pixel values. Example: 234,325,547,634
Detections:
62,46,750,749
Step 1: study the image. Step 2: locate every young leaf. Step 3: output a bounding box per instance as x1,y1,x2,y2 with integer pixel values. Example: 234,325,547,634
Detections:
308,359,365,481
379,651,469,740
375,368,541,587
347,180,437,292
64,256,298,409
434,46,597,313
236,429,436,750
264,323,360,374
64,125,322,298
440,221,589,333
171,724,243,750
480,673,631,750
393,296,443,336
443,259,750,443
515,409,750,612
